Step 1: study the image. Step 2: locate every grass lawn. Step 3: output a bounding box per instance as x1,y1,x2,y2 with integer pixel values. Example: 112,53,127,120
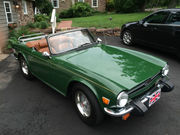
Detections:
63,12,152,28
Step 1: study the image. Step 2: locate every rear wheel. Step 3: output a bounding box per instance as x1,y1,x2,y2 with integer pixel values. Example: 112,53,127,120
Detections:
19,56,33,80
72,84,104,126
122,30,134,46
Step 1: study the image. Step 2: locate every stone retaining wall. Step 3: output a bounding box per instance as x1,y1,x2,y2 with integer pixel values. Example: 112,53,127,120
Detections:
30,27,121,37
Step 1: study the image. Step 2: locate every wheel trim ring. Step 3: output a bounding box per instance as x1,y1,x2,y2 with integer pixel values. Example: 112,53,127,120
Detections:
21,60,28,75
75,91,91,117
123,31,132,45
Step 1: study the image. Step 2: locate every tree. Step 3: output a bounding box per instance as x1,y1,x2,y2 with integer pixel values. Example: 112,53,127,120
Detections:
168,0,177,8
113,0,150,13
35,0,53,15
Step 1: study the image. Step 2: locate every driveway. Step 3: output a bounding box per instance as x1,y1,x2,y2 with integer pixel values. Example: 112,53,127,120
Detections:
0,36,179,135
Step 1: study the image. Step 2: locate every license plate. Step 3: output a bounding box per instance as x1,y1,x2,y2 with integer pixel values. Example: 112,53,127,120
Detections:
148,89,161,107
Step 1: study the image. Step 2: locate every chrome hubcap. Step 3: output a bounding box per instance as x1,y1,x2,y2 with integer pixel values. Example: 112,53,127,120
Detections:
75,91,91,117
21,59,28,75
123,31,132,45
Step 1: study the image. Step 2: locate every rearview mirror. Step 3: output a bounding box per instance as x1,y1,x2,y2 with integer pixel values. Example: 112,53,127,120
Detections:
42,52,50,58
97,38,102,43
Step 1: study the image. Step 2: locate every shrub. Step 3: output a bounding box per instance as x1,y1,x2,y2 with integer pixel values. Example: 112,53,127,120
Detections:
72,2,94,17
39,21,49,29
59,9,73,18
113,0,148,13
34,14,50,22
8,26,32,48
59,2,94,18
27,22,36,28
35,0,53,15
106,0,115,11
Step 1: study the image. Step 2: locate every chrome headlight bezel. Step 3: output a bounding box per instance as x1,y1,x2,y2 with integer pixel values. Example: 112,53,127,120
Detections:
162,64,169,76
117,91,129,107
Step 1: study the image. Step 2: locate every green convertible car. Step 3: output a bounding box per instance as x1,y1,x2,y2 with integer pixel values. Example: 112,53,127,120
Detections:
12,28,174,125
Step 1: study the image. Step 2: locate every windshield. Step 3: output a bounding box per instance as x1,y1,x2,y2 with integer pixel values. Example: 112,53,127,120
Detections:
48,29,95,54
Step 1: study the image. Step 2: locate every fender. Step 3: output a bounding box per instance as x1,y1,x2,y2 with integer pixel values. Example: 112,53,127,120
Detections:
66,76,104,108
17,51,31,71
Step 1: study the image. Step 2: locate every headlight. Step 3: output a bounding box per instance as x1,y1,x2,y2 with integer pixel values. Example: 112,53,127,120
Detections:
162,64,169,76
117,92,128,107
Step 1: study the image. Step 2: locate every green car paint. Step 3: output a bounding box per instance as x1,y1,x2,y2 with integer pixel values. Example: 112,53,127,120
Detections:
12,33,166,110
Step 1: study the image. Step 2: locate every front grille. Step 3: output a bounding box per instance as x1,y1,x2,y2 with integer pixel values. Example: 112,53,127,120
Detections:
128,71,162,95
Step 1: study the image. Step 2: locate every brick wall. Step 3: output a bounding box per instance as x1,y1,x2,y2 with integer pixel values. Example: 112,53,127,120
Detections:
57,0,106,13
85,0,106,12
56,0,72,13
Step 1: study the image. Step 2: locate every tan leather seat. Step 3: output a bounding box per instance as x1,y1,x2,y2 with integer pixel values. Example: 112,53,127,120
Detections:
39,47,50,53
26,38,50,53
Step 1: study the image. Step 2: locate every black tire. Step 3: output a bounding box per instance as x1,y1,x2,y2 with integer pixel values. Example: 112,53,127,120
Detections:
122,30,134,46
72,84,104,126
19,56,33,80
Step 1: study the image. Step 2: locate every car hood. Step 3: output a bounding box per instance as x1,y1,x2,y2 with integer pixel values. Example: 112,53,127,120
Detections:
56,44,166,94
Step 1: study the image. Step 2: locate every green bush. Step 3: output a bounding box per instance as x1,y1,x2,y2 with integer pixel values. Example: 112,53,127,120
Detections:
59,9,74,18
106,0,115,11
27,22,36,28
35,14,50,22
8,26,32,48
59,2,94,18
114,0,148,13
35,0,53,15
39,21,49,29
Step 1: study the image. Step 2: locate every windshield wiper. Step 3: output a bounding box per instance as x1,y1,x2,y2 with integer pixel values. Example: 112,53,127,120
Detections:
79,43,91,48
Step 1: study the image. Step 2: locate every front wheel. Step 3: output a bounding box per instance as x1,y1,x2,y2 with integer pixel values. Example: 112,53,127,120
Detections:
72,84,104,126
122,30,134,46
19,56,33,80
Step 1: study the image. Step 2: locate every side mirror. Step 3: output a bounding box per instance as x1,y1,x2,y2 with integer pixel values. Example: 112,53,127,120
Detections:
143,22,148,27
139,20,143,25
42,51,50,58
97,38,102,43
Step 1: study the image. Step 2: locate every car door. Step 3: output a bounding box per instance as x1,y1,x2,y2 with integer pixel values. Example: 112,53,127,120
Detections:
140,11,170,47
28,50,53,83
166,11,180,51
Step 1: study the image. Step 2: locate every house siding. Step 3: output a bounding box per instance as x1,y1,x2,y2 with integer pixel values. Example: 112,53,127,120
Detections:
0,0,18,34
0,0,34,53
0,0,18,53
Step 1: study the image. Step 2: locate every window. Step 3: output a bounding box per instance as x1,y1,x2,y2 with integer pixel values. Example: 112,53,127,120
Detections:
167,12,180,25
92,0,98,7
78,0,84,2
22,0,28,14
3,1,13,23
51,0,59,8
34,7,40,14
144,11,170,24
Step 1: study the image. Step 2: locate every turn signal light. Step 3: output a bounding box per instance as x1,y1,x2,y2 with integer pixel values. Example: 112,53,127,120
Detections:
122,113,130,120
102,97,110,105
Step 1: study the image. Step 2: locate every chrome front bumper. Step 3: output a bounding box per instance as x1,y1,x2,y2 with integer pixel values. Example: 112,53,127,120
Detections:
104,97,148,117
104,80,174,117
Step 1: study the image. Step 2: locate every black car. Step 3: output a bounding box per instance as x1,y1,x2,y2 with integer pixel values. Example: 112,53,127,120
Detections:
120,9,180,58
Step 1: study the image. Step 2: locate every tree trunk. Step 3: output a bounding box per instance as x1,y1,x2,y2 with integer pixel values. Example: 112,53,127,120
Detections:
168,0,177,8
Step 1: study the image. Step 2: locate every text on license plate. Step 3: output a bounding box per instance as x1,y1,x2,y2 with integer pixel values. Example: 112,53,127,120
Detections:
148,89,161,107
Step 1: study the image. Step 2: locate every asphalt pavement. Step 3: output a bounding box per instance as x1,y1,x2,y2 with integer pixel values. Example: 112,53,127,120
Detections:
0,36,180,135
